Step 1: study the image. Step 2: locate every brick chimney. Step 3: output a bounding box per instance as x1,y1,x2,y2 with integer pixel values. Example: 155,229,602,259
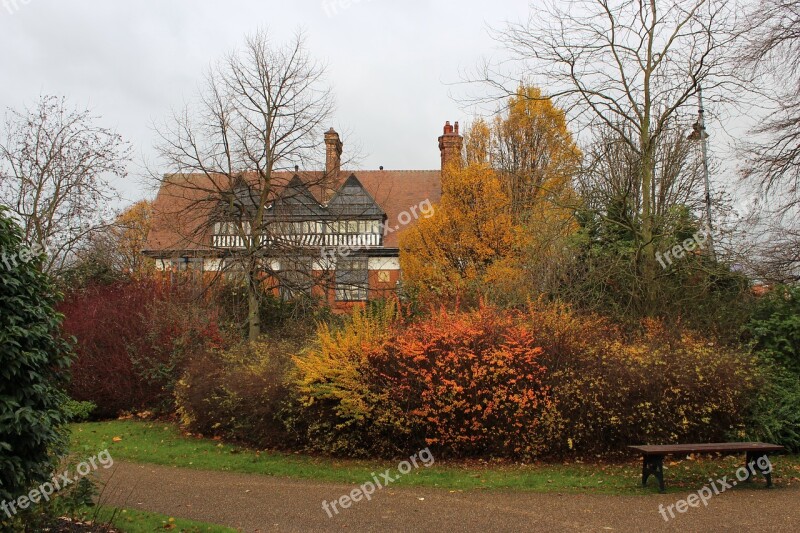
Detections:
438,120,463,171
324,127,342,175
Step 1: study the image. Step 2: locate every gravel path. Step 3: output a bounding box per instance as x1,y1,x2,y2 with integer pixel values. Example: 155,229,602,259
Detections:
100,461,800,532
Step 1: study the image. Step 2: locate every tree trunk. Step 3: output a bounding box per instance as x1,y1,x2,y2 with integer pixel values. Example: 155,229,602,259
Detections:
247,267,261,341
640,125,657,317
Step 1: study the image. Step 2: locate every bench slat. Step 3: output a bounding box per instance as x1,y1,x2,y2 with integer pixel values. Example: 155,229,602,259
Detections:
629,442,784,455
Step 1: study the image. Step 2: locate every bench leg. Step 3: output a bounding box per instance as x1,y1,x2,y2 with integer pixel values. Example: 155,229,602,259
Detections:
642,455,665,493
745,452,773,488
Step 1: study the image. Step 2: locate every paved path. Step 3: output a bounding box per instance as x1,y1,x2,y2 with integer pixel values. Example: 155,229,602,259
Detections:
101,462,800,532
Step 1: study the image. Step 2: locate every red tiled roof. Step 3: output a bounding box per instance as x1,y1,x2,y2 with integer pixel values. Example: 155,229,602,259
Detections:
144,169,442,253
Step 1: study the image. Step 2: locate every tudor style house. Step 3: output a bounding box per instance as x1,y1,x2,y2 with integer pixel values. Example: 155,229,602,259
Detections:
143,121,463,307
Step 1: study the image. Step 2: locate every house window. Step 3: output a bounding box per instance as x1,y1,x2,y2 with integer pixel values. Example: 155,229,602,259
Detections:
170,257,204,271
214,221,251,235
272,220,322,238
279,257,313,301
335,258,368,301
331,220,381,235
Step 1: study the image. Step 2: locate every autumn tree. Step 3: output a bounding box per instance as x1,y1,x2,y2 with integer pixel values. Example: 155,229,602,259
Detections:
479,0,743,315
463,86,582,299
399,163,524,306
111,200,154,277
155,29,335,341
463,118,492,165
67,200,155,285
486,86,581,219
0,95,130,273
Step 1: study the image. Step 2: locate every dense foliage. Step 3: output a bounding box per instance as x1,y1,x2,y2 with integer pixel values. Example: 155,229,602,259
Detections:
399,163,523,307
175,340,299,450
373,306,553,458
742,284,800,451
744,361,800,452
59,279,226,418
747,285,800,374
0,208,73,505
181,302,760,459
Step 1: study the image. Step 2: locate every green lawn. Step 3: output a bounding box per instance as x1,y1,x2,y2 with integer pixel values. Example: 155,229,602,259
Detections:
71,420,800,496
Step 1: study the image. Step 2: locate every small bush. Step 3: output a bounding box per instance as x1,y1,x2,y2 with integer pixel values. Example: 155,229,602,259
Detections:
63,400,97,422
743,360,800,452
175,340,299,449
6,453,100,532
746,284,800,375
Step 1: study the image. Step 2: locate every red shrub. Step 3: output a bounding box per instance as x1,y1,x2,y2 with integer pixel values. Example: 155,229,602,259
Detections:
59,279,226,418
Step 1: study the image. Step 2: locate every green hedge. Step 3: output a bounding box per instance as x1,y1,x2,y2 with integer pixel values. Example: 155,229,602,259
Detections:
0,207,73,506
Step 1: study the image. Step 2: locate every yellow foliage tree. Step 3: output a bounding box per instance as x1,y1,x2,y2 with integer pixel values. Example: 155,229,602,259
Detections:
407,88,582,306
399,163,525,306
463,117,492,165
113,200,155,278
492,86,581,216
464,87,583,302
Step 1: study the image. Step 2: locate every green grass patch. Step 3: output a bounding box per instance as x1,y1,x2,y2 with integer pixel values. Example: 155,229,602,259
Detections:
89,507,238,533
71,421,800,496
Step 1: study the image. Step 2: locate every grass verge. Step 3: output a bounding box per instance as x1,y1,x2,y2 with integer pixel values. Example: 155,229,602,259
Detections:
93,507,239,533
71,420,800,496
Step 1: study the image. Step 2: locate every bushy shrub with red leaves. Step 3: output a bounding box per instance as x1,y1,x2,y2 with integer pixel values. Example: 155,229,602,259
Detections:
59,279,227,418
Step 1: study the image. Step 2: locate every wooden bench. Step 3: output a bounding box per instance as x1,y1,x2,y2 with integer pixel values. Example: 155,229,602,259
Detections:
628,442,785,493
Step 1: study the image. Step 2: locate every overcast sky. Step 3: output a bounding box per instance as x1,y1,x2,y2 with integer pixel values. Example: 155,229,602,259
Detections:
0,0,532,205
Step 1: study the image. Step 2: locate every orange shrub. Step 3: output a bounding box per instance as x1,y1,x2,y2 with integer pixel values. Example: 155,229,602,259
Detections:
373,306,553,458
294,304,554,458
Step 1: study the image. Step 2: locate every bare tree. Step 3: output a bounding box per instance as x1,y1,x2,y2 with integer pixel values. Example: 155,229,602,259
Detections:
733,0,800,280
0,95,130,273
578,121,708,236
739,0,800,203
154,29,340,341
474,0,743,314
